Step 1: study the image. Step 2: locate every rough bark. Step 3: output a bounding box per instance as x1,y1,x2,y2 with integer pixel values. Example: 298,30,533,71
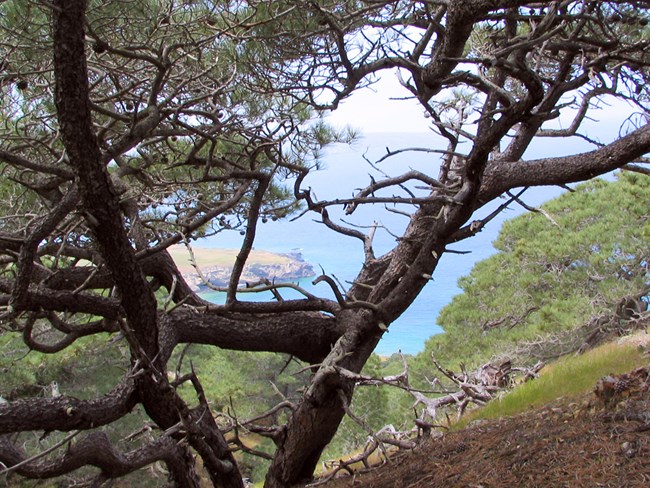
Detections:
265,311,378,487
172,309,342,364
479,124,650,204
0,432,194,482
0,377,137,434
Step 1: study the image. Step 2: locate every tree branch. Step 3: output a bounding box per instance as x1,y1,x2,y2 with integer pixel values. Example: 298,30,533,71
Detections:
170,308,343,364
0,375,138,434
0,431,194,482
480,123,650,204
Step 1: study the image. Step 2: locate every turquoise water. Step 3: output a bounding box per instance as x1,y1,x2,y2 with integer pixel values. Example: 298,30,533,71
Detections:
198,132,567,355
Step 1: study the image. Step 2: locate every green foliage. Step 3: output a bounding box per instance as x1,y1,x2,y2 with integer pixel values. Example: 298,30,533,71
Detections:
0,331,127,401
415,173,649,375
173,345,308,418
0,0,351,246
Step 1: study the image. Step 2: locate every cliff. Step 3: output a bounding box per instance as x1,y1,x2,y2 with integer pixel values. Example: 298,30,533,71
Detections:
168,246,315,291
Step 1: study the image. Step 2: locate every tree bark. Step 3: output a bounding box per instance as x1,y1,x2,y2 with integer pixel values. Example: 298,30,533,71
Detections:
0,377,137,434
479,124,650,204
265,310,379,487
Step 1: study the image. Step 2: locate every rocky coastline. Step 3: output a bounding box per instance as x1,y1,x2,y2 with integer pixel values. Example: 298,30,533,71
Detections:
170,247,315,291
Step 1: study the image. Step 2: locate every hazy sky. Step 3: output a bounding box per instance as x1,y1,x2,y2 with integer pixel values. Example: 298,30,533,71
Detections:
324,71,639,146
325,72,431,133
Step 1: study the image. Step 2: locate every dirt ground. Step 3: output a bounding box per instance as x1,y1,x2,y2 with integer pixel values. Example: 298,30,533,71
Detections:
318,366,650,488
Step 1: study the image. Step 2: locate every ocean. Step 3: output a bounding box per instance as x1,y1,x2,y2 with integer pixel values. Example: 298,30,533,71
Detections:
198,132,570,355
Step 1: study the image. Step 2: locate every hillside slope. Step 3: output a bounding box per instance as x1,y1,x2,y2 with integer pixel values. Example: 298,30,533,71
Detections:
321,359,650,487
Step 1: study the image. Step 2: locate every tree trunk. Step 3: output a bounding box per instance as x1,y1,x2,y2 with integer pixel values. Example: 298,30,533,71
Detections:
264,390,350,487
265,310,381,487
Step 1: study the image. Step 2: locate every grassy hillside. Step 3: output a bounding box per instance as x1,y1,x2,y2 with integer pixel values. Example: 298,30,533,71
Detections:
459,333,650,426
321,332,650,487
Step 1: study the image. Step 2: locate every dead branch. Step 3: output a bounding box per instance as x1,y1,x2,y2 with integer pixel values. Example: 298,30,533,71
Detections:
507,190,560,227
313,422,417,487
481,306,540,331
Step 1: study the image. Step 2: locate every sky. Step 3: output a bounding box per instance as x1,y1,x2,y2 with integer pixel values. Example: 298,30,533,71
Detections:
323,70,642,147
324,72,431,134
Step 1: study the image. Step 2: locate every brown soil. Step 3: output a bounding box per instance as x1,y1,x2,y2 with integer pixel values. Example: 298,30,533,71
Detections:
319,367,650,488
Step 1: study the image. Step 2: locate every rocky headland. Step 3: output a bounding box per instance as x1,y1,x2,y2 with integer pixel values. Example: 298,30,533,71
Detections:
168,246,315,291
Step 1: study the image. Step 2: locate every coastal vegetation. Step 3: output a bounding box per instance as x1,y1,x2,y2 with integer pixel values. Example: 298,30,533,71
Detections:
4,172,646,485
0,1,648,487
416,172,650,372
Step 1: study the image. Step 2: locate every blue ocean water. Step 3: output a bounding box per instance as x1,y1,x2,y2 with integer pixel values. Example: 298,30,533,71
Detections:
199,132,570,355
